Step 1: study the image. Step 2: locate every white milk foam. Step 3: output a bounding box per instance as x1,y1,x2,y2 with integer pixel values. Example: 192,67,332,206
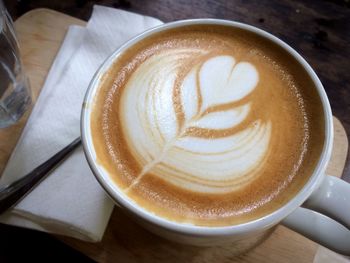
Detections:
120,52,271,193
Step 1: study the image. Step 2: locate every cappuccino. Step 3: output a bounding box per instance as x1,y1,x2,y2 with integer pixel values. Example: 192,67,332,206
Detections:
91,25,325,226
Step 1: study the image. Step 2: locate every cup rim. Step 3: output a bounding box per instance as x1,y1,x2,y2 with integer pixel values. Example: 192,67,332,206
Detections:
81,18,333,237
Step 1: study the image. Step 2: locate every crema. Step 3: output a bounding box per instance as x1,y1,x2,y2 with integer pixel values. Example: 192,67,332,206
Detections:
91,25,325,226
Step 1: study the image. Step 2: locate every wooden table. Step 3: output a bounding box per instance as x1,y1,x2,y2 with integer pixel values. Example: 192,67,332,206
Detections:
1,1,350,262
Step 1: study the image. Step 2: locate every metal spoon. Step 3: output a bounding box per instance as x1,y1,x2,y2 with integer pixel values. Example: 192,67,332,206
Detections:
0,137,81,214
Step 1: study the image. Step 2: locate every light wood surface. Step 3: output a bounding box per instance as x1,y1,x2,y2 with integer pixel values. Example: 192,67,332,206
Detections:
7,8,349,263
0,9,84,174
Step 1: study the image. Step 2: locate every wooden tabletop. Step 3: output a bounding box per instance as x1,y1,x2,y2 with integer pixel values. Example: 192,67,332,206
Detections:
1,0,349,262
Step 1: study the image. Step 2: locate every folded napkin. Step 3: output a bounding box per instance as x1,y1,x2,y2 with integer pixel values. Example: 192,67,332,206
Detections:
0,6,162,242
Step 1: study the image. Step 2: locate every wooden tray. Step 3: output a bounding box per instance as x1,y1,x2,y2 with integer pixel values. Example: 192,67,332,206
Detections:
6,8,349,263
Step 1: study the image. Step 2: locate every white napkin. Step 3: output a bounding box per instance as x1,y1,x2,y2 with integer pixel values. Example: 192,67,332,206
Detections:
0,6,162,242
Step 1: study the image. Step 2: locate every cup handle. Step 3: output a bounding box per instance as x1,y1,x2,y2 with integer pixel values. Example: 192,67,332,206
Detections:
281,175,350,255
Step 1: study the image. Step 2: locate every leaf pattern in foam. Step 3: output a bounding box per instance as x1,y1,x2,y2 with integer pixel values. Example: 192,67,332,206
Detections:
199,55,258,112
191,104,251,130
180,66,199,122
124,53,265,192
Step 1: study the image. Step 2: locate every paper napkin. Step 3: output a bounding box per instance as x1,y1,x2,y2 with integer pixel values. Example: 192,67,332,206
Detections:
0,5,162,242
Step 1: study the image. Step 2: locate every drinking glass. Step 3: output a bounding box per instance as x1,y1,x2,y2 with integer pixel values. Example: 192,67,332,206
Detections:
0,0,31,128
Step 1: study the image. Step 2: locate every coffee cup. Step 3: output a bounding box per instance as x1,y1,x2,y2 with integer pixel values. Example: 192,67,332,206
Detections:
81,19,350,255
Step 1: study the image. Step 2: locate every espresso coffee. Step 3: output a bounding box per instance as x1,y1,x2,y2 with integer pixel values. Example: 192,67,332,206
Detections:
91,24,325,226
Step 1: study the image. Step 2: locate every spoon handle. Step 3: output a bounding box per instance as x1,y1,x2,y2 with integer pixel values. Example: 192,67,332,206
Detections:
0,137,81,214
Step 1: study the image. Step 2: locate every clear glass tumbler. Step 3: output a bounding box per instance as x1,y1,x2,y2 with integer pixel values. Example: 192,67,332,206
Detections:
0,0,31,128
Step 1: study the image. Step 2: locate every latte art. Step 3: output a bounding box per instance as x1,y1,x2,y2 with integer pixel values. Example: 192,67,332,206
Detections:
91,25,325,226
122,53,271,193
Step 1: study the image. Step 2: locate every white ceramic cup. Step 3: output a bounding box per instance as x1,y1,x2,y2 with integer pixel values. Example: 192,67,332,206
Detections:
81,19,350,255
